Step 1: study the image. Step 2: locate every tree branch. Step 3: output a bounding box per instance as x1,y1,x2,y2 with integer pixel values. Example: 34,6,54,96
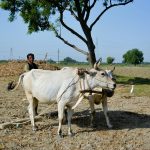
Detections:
74,0,83,20
54,29,88,56
84,6,90,22
66,5,79,21
90,0,97,9
59,12,87,44
84,0,97,23
82,1,89,18
110,0,112,5
74,0,90,35
90,0,133,30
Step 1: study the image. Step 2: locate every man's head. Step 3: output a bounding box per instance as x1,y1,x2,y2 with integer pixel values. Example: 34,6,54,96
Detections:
27,53,35,64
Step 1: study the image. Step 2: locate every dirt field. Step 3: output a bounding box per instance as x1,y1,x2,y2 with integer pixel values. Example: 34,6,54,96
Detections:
0,63,150,150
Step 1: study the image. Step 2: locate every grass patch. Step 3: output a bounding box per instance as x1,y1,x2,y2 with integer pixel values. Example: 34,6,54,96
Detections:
116,75,150,96
116,84,150,97
134,84,150,96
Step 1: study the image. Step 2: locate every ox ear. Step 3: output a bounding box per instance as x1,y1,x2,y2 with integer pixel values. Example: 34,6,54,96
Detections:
112,66,115,72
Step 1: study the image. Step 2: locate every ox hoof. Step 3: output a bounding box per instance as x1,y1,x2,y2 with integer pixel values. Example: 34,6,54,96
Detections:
57,134,64,139
62,118,67,124
108,124,113,129
35,113,38,116
32,126,38,131
68,132,75,137
90,123,97,128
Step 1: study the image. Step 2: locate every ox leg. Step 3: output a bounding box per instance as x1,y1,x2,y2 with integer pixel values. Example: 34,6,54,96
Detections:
88,95,96,127
102,94,112,128
26,92,37,131
67,107,74,136
33,98,38,116
57,102,65,138
62,108,67,124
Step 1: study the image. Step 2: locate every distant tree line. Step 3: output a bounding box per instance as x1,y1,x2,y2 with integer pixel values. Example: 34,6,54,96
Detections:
48,48,144,65
0,48,145,66
47,57,88,64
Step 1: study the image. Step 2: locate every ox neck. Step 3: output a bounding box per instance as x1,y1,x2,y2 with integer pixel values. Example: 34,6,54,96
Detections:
79,74,97,91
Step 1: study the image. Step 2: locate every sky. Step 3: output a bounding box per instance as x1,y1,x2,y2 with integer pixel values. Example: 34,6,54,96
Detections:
0,0,150,63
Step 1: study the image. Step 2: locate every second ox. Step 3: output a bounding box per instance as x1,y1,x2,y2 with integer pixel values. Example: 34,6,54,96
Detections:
62,66,116,129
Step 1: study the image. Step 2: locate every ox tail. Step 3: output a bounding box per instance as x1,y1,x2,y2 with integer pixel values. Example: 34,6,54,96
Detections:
7,74,24,91
72,94,84,110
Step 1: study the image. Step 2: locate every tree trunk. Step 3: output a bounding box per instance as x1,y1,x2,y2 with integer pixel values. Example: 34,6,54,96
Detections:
81,23,96,67
87,43,96,67
85,30,96,67
78,20,97,67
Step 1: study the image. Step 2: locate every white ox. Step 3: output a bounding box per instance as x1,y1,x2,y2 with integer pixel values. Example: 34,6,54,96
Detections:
86,66,116,128
62,66,116,129
8,66,116,137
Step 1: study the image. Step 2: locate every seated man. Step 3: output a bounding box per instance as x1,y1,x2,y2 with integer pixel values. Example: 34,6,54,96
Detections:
24,53,38,72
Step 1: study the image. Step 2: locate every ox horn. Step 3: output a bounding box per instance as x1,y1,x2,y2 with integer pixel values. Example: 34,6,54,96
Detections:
94,58,102,69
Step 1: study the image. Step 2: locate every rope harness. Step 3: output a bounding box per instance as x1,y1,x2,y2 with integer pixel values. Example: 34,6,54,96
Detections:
72,69,106,109
77,69,104,95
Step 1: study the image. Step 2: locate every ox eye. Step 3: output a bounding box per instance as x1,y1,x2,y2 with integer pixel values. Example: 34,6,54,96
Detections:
101,73,105,76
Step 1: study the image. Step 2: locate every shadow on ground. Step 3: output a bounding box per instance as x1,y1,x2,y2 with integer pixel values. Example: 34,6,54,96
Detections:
42,109,150,132
73,110,150,131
